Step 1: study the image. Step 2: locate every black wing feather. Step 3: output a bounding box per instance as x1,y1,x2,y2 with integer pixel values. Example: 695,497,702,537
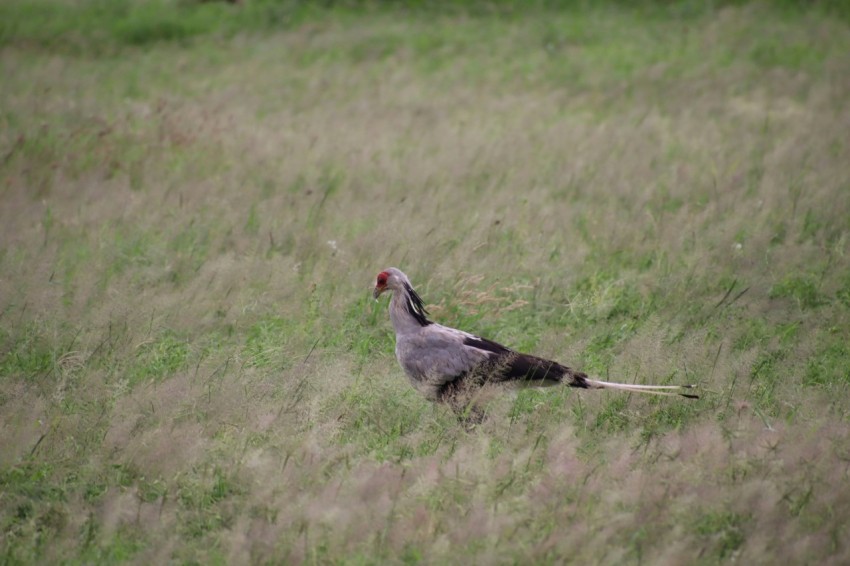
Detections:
461,336,510,355
462,336,588,385
437,336,591,402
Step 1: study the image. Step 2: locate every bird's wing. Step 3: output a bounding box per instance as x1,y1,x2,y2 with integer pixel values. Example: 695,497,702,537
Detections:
461,334,571,384
398,324,491,386
409,325,572,384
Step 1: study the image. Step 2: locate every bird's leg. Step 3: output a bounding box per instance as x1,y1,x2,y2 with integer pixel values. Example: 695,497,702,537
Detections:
439,379,489,426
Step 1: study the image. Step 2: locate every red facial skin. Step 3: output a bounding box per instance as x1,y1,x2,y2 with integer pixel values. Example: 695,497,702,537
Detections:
374,271,389,298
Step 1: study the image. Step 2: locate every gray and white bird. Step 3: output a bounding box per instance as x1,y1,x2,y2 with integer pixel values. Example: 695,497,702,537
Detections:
373,268,698,406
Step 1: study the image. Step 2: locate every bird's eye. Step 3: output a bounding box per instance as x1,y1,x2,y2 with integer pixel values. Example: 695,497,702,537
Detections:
377,272,388,285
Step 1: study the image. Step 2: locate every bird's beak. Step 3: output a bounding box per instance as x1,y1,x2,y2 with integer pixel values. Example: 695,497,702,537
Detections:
373,285,385,300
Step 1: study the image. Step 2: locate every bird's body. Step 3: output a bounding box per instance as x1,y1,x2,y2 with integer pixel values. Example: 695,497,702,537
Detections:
373,268,697,406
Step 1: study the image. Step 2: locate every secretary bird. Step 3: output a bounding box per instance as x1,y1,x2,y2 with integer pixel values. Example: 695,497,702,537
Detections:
373,268,698,411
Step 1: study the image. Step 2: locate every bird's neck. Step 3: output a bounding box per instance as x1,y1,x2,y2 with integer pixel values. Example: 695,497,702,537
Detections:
389,285,431,335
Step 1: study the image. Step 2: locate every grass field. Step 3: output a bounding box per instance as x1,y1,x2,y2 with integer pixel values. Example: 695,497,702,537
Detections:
2,1,850,563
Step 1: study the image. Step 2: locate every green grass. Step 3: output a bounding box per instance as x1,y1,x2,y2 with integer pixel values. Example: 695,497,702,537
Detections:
128,330,190,385
2,0,850,563
692,509,750,561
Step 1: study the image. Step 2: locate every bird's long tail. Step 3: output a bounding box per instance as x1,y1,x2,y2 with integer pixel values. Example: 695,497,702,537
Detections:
571,373,699,399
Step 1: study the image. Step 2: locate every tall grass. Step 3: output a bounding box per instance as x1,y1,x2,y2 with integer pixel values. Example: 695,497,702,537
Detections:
2,1,850,563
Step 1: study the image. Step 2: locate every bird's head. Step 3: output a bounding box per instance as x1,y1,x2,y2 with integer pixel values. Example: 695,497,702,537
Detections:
372,267,408,300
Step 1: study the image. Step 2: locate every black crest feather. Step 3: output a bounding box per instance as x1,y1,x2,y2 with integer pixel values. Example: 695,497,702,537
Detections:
403,283,432,326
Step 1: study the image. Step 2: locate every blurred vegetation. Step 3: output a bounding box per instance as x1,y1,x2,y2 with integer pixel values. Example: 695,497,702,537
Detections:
1,0,849,562
1,0,848,53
